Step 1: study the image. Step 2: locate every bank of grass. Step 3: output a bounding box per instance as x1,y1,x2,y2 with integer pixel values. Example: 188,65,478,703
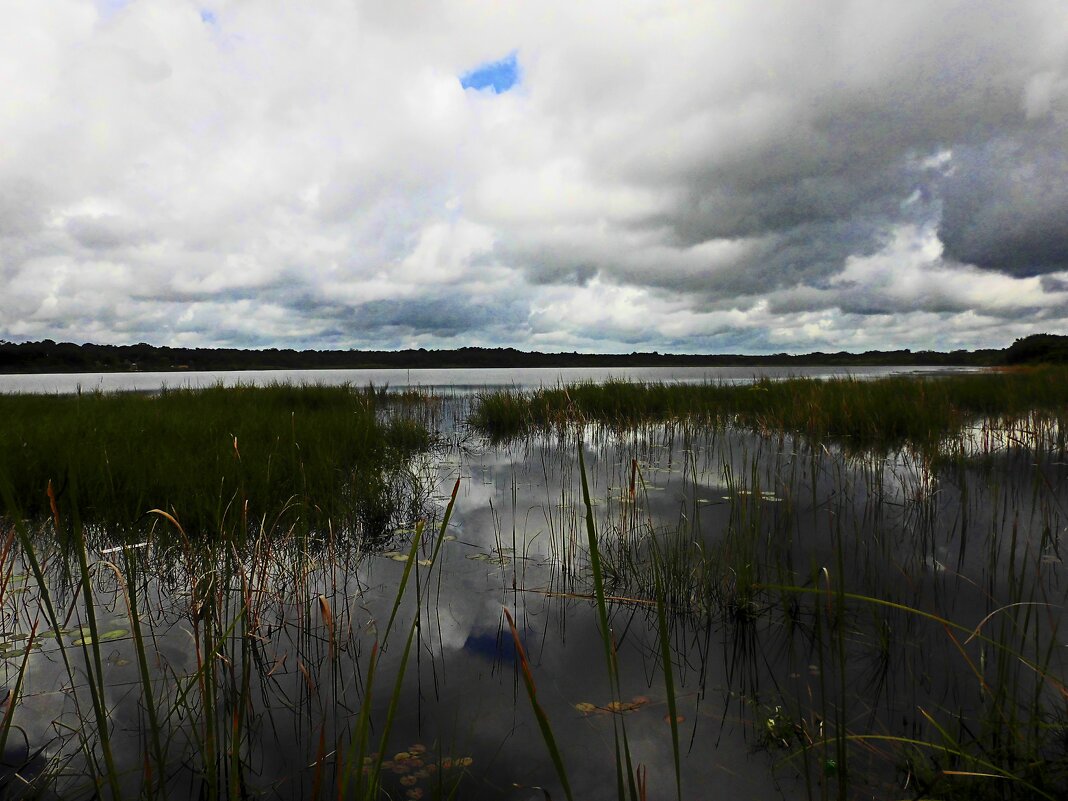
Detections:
470,367,1068,451
0,383,433,537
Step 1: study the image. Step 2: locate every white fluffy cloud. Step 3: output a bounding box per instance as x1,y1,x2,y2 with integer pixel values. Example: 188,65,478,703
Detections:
2,0,1067,352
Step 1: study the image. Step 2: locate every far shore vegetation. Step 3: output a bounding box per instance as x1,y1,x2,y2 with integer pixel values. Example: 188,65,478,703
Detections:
12,333,1068,374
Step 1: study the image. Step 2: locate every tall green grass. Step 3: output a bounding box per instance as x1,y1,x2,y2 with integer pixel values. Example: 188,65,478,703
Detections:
2,378,1066,799
0,475,460,799
553,422,1068,800
470,367,1068,453
0,383,433,537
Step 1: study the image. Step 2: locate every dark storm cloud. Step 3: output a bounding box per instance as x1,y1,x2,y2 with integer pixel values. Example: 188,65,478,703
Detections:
939,129,1068,276
343,296,523,338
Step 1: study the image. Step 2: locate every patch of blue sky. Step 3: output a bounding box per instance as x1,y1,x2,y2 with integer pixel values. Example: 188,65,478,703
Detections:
95,0,132,17
459,52,519,94
200,9,217,25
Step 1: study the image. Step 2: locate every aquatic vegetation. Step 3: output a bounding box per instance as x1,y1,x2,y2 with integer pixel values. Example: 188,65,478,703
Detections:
0,383,435,537
470,367,1068,453
0,376,1065,799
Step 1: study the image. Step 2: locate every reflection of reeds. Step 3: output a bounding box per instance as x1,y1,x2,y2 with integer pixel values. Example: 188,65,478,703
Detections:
0,378,1066,799
504,606,575,801
558,416,1067,799
0,386,451,798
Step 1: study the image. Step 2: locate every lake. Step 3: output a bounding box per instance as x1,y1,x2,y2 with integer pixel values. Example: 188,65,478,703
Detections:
0,367,1062,801
0,364,971,395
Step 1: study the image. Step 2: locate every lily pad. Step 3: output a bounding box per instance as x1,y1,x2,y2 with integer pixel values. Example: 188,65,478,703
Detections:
73,628,128,646
1,644,41,659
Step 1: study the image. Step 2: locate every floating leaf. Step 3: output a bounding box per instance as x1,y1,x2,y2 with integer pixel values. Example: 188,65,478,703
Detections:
73,628,128,646
1,643,41,659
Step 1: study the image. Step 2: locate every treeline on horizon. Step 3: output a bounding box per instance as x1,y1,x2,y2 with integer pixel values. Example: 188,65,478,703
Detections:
0,333,1064,374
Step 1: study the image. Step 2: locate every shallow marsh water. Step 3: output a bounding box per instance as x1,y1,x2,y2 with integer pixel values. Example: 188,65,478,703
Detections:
0,371,1064,800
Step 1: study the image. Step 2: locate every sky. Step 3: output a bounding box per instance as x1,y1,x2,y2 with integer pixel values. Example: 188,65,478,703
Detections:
2,1,1067,354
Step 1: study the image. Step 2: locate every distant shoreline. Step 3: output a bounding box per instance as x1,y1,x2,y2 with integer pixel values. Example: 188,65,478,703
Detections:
0,338,1017,374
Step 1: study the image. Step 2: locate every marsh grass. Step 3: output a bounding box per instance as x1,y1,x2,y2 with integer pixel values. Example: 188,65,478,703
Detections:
2,377,1066,800
470,367,1068,454
0,476,462,799
0,384,461,799
549,421,1068,800
0,383,434,537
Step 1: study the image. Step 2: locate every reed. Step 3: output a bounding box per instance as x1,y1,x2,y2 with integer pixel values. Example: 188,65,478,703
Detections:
470,367,1068,453
559,419,1068,800
1,376,1065,799
0,383,434,537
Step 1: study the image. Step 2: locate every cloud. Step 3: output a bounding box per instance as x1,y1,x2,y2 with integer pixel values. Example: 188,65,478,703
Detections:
939,129,1068,276
2,1,1067,352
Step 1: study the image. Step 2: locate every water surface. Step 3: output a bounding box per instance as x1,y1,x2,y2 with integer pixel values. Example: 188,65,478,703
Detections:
1,372,1061,801
0,364,976,395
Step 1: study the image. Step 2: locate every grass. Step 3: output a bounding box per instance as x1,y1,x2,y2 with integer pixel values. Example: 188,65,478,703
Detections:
0,383,434,537
533,422,1068,800
0,473,462,799
469,367,1068,453
1,376,1066,799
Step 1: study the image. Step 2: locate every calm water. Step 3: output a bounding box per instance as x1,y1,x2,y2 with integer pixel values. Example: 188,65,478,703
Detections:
0,364,975,394
1,374,1062,800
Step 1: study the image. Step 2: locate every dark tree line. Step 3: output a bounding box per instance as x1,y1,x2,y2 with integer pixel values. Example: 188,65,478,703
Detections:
0,337,1026,374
